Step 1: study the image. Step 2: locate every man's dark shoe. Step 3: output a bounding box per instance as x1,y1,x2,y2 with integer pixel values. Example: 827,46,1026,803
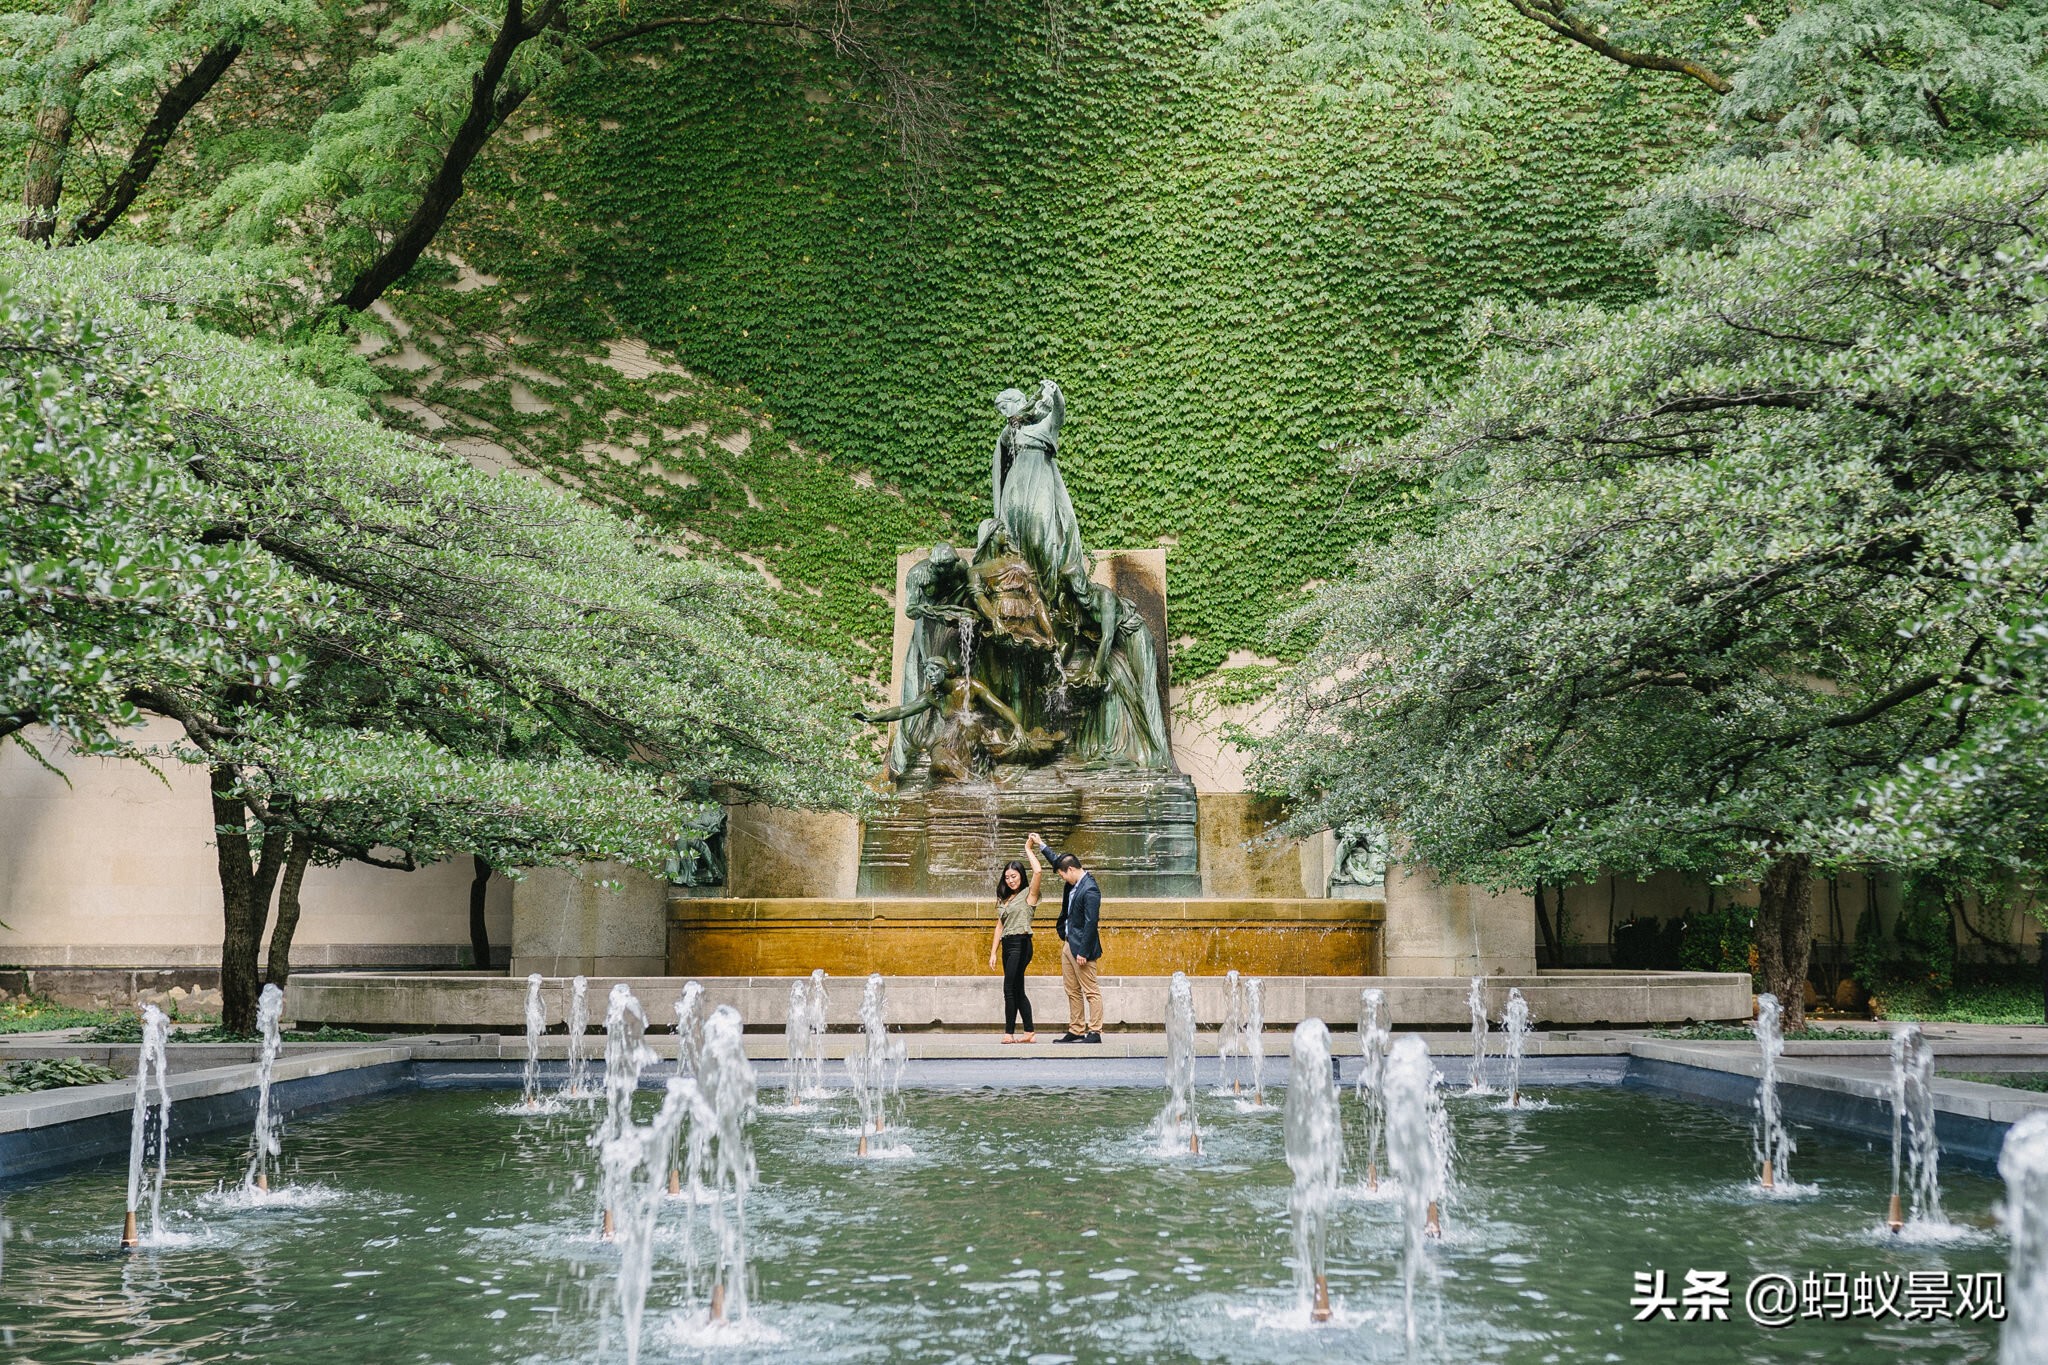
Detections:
1085,1031,1103,1043
1053,1032,1087,1044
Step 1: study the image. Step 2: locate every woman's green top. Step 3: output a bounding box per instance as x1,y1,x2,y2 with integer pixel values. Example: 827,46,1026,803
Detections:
998,890,1034,937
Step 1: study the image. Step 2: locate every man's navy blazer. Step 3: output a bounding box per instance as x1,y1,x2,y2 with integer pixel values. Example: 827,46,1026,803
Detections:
1049,852,1103,962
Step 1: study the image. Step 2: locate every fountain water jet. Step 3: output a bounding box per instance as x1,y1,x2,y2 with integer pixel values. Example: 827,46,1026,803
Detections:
1284,1019,1342,1323
563,975,592,1100
1384,1035,1450,1344
846,974,905,1156
1888,1022,1944,1231
2000,1111,2048,1365
696,1005,759,1324
1753,993,1794,1191
1244,978,1266,1107
242,984,286,1193
1218,970,1247,1095
594,984,654,1239
1356,988,1391,1191
1465,977,1491,1094
605,1075,695,1365
1501,988,1532,1108
783,970,829,1106
122,1004,171,1248
521,974,546,1110
1158,972,1201,1154
669,981,706,1194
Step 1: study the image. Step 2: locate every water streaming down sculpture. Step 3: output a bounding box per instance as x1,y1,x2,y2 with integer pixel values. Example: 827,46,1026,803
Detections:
606,1076,694,1365
1356,988,1391,1190
1157,972,1201,1154
563,976,592,1100
1500,988,1532,1109
1384,1035,1449,1345
1465,977,1491,1094
1753,993,1795,1190
1889,1023,1944,1231
846,974,905,1156
696,1005,759,1323
242,984,286,1193
2001,1111,2048,1365
122,1004,171,1248
1283,1019,1342,1323
594,984,655,1239
521,974,546,1110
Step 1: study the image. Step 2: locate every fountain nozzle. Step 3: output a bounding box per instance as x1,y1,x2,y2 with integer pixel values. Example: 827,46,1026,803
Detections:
1761,1159,1775,1191
667,1166,681,1196
1312,1274,1332,1322
1366,1160,1378,1193
1425,1200,1442,1239
1888,1192,1904,1232
858,1132,869,1157
601,1207,615,1241
120,1209,139,1249
256,1171,269,1193
1189,1130,1201,1155
709,1282,727,1324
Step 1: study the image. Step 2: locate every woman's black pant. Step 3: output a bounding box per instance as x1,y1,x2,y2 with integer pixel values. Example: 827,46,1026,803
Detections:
1000,933,1035,1033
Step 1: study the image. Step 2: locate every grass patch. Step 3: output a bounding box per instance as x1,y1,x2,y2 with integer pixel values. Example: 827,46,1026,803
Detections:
1942,1071,2048,1093
0,1058,124,1094
0,998,124,1036
1871,981,2045,1027
1649,1023,1880,1042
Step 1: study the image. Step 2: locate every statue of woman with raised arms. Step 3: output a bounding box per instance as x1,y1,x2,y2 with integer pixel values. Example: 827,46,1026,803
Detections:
990,379,1086,598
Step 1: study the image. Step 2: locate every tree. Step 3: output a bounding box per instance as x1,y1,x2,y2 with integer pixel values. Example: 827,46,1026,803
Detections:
0,273,302,755
1252,149,2048,1028
5,0,952,302
3,243,870,1029
1215,0,2048,151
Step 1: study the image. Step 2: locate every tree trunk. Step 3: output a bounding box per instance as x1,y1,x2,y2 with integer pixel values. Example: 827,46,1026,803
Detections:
469,855,494,969
334,0,549,311
19,0,96,243
211,764,287,1033
70,38,241,243
263,833,312,990
1532,880,1561,967
1754,852,1815,1031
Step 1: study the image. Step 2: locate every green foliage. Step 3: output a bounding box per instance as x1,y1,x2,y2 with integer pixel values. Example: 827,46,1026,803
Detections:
1874,979,2044,1026
0,1057,123,1093
0,267,303,758
1254,148,2048,893
1215,0,2048,154
2,243,871,890
1677,903,1753,976
80,1014,144,1042
1650,1023,1871,1041
0,996,122,1035
372,0,1697,685
1944,1070,2048,1093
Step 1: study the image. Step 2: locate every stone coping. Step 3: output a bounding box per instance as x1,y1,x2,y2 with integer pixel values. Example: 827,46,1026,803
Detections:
286,970,1754,1030
668,897,1383,923
1627,1038,2048,1128
0,1045,410,1135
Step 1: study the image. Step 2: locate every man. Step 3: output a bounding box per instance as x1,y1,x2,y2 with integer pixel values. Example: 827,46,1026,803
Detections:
1029,832,1102,1043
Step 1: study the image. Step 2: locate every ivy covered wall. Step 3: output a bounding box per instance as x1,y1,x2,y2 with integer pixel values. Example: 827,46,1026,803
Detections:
380,0,1702,689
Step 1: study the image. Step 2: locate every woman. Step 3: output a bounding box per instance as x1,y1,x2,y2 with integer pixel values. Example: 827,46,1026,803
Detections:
987,847,1042,1043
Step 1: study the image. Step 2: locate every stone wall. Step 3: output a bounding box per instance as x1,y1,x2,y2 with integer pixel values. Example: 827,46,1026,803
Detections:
0,723,512,984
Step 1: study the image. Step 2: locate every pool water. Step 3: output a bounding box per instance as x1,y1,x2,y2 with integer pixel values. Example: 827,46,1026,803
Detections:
0,1083,2011,1363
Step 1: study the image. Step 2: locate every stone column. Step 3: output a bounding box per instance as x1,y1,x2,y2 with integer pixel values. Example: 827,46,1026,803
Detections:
508,862,668,977
1380,865,1536,976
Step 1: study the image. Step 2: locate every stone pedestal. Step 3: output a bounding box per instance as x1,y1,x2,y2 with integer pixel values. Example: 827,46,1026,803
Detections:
508,862,668,977
1381,865,1536,976
858,762,1200,897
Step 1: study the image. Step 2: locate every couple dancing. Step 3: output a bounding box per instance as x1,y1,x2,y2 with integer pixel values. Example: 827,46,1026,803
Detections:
987,832,1103,1044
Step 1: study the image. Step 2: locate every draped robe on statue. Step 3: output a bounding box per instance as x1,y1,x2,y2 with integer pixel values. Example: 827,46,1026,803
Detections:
991,381,1086,598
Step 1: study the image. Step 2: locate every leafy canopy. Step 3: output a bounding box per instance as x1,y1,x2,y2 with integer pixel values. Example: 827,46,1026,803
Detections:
1252,148,2048,889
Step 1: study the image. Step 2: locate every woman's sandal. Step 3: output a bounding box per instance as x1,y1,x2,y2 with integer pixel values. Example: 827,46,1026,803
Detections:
999,1034,1017,1044
1018,1032,1036,1044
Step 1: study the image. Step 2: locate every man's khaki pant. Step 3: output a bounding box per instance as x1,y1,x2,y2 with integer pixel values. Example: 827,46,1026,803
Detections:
1061,942,1102,1035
